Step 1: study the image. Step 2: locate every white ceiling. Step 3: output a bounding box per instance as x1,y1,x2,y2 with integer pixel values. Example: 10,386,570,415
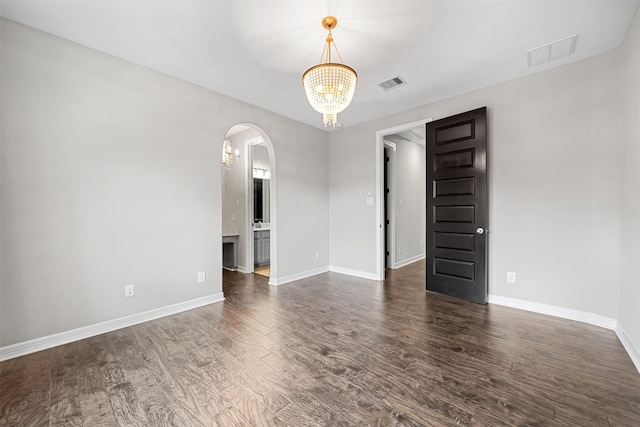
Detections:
1,1,638,131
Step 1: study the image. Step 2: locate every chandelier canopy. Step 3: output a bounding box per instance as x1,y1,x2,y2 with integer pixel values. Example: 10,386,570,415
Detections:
302,16,357,127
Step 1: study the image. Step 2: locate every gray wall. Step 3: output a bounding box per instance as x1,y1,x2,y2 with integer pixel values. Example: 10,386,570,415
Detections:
0,18,329,347
221,130,249,269
330,23,628,321
329,126,378,274
619,10,640,364
392,140,426,265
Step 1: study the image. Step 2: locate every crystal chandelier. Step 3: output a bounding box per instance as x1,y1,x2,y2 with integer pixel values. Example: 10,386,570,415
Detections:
222,140,238,169
302,16,357,127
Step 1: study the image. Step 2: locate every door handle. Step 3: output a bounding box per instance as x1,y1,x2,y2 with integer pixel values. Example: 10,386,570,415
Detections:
476,227,485,235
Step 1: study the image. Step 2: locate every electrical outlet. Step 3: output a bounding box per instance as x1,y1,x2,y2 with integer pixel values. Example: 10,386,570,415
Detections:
507,272,516,284
420,239,424,248
198,271,206,283
124,284,135,298
398,245,403,254
315,251,320,259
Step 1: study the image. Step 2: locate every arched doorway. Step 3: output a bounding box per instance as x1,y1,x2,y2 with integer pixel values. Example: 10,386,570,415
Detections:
221,124,277,283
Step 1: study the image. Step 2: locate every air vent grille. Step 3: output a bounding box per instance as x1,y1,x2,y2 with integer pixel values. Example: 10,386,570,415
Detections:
378,76,407,91
527,34,578,67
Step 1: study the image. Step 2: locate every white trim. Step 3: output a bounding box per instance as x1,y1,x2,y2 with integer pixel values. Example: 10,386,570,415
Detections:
375,132,385,281
487,294,618,330
244,139,255,274
269,264,382,286
269,266,329,286
615,325,640,374
0,293,224,362
481,295,640,374
329,265,380,281
394,254,426,269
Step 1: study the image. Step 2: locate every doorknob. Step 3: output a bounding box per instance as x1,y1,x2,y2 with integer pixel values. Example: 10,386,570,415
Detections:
476,227,485,235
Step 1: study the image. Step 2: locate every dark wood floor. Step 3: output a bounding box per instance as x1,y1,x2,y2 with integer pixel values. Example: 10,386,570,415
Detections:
2,261,640,426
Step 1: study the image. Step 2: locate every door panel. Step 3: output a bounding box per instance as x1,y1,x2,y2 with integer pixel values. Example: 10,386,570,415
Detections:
426,107,487,304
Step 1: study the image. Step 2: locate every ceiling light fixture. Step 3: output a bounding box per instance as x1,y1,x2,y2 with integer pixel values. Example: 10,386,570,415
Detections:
302,16,357,127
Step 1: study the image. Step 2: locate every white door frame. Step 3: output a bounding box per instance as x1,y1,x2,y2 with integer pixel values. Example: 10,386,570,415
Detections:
375,118,431,280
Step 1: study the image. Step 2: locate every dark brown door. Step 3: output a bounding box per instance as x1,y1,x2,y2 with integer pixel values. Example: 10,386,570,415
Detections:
426,107,488,303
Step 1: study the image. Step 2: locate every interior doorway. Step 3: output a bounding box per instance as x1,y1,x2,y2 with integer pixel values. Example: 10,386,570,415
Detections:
251,143,271,278
221,124,277,284
375,118,431,280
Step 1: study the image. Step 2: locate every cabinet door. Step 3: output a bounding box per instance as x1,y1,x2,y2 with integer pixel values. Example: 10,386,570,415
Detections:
261,235,270,262
254,233,262,264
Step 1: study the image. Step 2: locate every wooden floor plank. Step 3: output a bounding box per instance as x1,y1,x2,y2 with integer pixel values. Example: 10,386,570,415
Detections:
1,260,639,426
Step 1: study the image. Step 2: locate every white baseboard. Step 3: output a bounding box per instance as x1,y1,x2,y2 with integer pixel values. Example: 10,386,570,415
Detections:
487,294,640,374
0,293,224,362
269,266,329,286
223,265,246,273
394,254,426,269
267,264,381,286
329,265,380,281
487,294,618,330
615,324,640,374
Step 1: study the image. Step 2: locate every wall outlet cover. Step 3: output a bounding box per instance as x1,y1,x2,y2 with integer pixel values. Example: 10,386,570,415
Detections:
124,284,135,298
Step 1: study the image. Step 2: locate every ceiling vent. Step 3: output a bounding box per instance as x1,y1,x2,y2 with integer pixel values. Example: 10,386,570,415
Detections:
378,76,407,91
527,34,578,67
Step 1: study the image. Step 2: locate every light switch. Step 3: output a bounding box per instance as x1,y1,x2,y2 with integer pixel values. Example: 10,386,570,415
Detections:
366,197,374,206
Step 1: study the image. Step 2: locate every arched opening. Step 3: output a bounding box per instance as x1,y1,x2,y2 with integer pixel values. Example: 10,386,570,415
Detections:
221,123,277,283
